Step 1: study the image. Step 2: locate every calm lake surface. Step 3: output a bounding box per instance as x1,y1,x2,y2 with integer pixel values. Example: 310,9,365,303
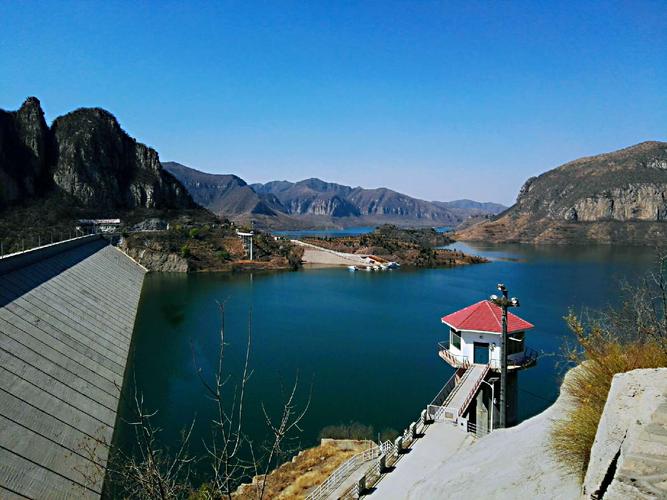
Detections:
272,226,452,238
114,239,659,478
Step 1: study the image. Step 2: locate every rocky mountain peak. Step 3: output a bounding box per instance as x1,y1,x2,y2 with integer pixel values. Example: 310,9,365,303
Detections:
0,98,195,212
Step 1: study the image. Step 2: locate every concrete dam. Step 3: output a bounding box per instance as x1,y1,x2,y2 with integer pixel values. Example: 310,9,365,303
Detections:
0,235,146,499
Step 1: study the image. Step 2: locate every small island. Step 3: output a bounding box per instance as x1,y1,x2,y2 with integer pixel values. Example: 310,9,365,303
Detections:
295,225,487,268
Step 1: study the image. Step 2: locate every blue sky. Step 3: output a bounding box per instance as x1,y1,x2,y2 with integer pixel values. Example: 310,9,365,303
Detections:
2,1,665,205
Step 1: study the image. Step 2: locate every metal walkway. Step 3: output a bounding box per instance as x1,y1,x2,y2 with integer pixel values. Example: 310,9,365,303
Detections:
0,236,145,499
442,364,489,419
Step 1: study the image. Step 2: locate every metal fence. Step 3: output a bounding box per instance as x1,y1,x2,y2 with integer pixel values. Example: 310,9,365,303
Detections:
305,443,383,500
0,226,104,258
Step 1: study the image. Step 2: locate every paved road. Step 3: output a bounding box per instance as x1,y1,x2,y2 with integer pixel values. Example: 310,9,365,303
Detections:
370,422,474,499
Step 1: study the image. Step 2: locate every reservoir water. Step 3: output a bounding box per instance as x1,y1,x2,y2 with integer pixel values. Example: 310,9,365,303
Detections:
115,240,659,481
272,225,452,239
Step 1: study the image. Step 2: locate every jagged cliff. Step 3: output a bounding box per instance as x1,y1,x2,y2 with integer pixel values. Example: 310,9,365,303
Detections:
0,97,51,207
0,97,195,212
456,141,667,244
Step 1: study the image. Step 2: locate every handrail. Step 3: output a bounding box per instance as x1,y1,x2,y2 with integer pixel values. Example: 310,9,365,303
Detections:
466,420,490,437
458,364,490,417
429,371,458,407
305,443,381,500
507,346,539,369
437,342,471,369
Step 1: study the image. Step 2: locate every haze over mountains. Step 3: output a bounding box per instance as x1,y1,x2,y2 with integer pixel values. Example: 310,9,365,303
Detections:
162,161,506,228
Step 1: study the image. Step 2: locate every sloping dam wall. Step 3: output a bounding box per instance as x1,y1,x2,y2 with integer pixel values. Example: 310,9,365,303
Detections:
0,235,146,499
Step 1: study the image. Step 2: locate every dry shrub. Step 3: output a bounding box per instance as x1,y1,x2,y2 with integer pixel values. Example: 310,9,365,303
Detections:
232,440,372,499
551,255,667,478
551,314,667,479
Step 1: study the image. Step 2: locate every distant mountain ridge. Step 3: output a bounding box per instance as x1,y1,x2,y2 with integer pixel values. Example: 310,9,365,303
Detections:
164,162,506,227
456,141,667,244
251,178,506,224
162,162,283,216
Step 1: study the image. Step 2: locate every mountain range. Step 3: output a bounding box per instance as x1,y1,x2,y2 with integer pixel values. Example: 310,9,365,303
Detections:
163,162,506,228
456,141,667,244
4,97,664,245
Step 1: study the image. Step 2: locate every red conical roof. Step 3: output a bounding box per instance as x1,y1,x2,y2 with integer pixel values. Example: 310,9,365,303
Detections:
441,300,534,334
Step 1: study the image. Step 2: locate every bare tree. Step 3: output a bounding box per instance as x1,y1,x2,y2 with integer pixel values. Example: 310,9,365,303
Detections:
194,304,256,498
107,303,310,498
253,374,310,499
193,304,312,500
108,383,195,499
595,253,667,351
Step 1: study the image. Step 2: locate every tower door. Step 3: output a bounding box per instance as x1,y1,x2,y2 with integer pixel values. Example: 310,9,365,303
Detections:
473,342,490,365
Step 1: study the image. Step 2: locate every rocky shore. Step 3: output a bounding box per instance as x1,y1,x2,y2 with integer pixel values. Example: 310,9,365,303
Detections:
119,220,303,273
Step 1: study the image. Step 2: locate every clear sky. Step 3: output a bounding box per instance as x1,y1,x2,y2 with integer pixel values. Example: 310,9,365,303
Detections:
2,1,665,205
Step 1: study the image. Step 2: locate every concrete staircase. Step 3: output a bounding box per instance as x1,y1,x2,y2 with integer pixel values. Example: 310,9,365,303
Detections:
442,364,490,420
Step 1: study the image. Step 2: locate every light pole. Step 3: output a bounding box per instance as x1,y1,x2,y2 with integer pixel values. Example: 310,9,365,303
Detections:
490,284,520,429
481,377,499,432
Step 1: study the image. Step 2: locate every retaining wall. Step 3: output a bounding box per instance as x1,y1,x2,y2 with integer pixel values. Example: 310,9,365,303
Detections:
0,236,146,498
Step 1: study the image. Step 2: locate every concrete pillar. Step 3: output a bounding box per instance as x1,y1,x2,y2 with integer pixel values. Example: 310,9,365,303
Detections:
476,387,489,435
379,453,387,473
394,436,403,455
507,371,519,427
357,475,366,496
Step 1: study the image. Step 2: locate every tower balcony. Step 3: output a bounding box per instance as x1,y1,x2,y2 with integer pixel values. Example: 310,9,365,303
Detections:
437,341,538,371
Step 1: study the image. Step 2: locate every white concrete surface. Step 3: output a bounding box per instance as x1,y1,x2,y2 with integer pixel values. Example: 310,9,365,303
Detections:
291,240,368,266
372,371,581,500
584,367,667,499
371,421,475,499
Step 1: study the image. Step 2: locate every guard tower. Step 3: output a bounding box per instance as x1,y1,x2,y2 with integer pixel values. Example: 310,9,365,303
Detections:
429,298,537,434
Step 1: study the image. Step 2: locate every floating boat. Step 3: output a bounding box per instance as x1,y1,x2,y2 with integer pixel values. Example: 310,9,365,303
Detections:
348,265,357,271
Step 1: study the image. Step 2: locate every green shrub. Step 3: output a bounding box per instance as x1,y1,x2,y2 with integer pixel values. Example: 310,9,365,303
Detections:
180,244,191,258
189,228,200,239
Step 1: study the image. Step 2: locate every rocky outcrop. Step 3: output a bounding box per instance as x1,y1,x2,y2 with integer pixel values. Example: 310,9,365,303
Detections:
583,368,667,499
130,218,168,232
0,97,195,213
51,109,194,210
569,184,667,222
456,141,667,244
0,97,51,207
120,240,189,272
